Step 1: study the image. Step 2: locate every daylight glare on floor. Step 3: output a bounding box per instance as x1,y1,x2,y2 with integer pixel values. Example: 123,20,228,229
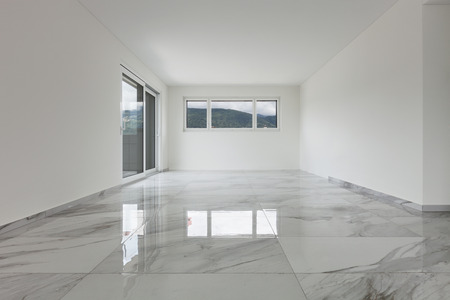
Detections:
1,170,450,299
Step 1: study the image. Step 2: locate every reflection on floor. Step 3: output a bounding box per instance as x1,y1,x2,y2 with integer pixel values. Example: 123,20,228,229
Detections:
1,170,450,299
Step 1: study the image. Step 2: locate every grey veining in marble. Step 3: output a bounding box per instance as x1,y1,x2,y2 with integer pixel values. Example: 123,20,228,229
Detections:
0,273,85,300
421,236,450,272
355,200,415,218
62,274,307,300
280,237,425,273
1,170,450,299
269,211,420,237
93,234,290,274
19,216,124,238
329,176,450,213
0,185,122,236
390,216,450,237
0,237,119,273
283,236,450,273
51,202,124,218
297,273,450,300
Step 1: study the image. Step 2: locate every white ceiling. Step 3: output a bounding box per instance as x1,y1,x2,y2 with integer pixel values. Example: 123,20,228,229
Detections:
78,0,399,86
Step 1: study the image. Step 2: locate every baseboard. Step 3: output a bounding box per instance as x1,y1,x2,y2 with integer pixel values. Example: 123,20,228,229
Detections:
328,177,450,213
422,204,450,212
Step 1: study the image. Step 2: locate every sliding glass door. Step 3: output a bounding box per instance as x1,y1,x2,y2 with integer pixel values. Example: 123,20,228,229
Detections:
121,71,158,178
145,91,156,171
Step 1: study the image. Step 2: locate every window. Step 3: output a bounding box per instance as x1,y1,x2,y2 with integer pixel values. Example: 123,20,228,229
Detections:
256,100,277,129
187,211,208,237
211,211,253,237
184,98,279,130
186,210,277,238
121,68,159,179
122,76,143,136
186,100,207,128
122,75,144,177
211,100,253,128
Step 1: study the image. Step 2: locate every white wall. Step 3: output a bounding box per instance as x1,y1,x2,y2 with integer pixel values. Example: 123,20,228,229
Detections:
423,5,450,206
168,86,300,170
299,0,424,204
0,0,168,226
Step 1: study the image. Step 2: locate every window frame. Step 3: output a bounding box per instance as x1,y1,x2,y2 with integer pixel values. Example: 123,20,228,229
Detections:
210,98,254,131
184,208,277,238
255,99,279,130
185,99,209,130
183,97,280,131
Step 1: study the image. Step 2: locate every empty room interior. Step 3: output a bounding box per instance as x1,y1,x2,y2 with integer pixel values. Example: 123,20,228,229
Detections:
1,0,450,299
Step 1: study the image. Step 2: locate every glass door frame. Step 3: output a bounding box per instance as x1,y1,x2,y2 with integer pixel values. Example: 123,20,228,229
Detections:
144,87,159,176
121,67,160,183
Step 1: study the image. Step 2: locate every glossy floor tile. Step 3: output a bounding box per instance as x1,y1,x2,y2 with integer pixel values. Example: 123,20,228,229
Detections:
279,237,424,273
1,170,450,299
0,273,85,300
61,274,306,300
389,216,450,237
297,273,450,300
269,212,420,237
0,237,120,273
19,216,124,238
93,235,290,274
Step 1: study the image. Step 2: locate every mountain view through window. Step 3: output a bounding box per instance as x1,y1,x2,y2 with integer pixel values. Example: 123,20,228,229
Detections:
186,99,277,129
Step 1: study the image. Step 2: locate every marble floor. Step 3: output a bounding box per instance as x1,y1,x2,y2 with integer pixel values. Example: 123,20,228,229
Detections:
1,170,450,299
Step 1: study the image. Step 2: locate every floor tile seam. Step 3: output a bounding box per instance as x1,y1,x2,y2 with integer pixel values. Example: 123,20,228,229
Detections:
18,233,125,240
295,271,439,275
89,272,298,275
0,272,90,275
41,215,124,221
0,236,124,243
259,206,278,237
48,272,90,300
255,207,423,237
278,236,425,240
339,201,382,217
295,272,434,275
347,192,420,217
276,235,306,295
281,252,308,298
82,240,125,277
0,271,94,274
51,211,125,218
120,222,148,245
379,219,423,238
17,217,153,240
274,234,423,238
353,202,415,217
277,236,433,274
177,193,257,197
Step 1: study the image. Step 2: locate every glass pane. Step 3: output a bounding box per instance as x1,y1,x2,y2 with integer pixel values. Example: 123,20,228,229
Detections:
211,211,252,237
122,76,143,178
211,100,253,128
187,211,207,237
256,100,277,128
146,92,156,170
186,100,207,128
122,204,144,240
257,209,277,236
